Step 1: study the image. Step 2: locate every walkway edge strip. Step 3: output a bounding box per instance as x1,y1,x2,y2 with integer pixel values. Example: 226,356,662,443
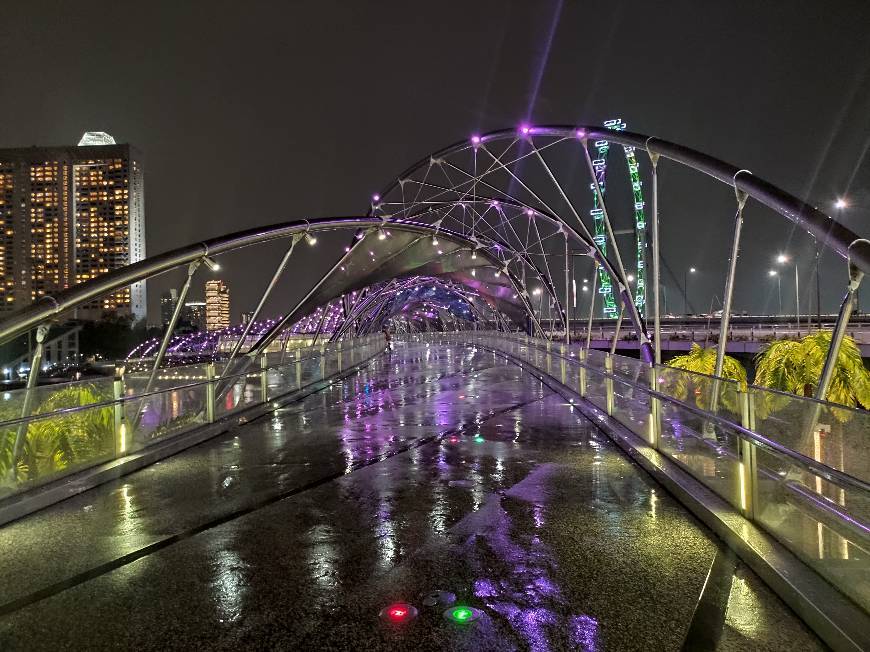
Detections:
0,351,383,529
471,341,870,652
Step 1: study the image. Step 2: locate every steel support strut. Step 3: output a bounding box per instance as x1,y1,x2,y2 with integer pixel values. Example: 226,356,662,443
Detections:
223,234,301,375
585,262,598,350
581,140,653,362
815,239,869,401
564,234,570,345
142,259,202,401
647,146,663,365
714,171,751,380
9,323,49,480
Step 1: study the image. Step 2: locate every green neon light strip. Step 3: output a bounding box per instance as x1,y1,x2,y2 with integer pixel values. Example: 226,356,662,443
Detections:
589,119,648,318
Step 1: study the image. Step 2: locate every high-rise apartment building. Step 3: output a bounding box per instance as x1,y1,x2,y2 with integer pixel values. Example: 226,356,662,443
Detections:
0,132,146,320
160,289,178,326
181,300,206,331
205,280,230,331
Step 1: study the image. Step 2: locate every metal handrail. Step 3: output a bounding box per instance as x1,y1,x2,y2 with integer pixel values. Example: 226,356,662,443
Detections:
447,332,870,494
0,219,523,346
0,339,382,430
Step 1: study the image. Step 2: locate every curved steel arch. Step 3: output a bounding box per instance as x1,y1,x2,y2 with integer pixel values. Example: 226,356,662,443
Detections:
329,276,505,342
0,216,543,346
372,124,869,274
373,198,647,348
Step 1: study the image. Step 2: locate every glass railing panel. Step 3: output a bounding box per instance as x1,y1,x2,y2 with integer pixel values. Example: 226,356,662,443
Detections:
610,354,647,384
749,387,870,485
654,365,742,422
584,347,608,371
2,402,116,494
0,377,115,421
126,383,209,450
752,444,870,611
612,376,652,436
656,399,741,508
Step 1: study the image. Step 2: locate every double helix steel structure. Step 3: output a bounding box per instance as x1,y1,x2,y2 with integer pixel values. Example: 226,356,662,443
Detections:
0,122,867,649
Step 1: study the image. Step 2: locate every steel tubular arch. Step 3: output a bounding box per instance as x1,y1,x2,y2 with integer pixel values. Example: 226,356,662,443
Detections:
372,125,869,275
0,217,538,347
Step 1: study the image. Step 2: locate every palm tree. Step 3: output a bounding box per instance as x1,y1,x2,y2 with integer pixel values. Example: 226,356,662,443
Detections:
669,343,748,385
6,383,114,483
754,332,870,409
665,344,747,413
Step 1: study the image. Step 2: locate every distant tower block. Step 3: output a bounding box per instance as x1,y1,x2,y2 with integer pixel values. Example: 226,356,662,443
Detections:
0,132,146,320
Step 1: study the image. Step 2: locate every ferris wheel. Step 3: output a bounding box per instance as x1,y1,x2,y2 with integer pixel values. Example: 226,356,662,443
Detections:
590,118,648,317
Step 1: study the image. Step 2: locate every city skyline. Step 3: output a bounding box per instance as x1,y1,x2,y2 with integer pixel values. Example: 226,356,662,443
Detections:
0,2,867,324
0,133,145,320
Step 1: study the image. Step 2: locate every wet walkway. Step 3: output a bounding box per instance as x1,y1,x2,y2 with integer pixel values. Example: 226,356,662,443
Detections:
0,343,821,650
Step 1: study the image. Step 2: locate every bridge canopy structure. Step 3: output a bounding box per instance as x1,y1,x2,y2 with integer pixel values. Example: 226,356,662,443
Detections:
0,123,868,650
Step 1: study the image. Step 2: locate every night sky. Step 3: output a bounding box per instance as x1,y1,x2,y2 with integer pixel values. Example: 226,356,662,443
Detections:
1,1,868,323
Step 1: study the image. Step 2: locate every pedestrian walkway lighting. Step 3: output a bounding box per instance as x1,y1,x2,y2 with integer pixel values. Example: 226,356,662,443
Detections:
203,256,220,271
380,603,418,624
444,606,481,624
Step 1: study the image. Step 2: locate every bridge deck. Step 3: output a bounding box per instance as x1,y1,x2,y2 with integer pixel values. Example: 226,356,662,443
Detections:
0,344,821,650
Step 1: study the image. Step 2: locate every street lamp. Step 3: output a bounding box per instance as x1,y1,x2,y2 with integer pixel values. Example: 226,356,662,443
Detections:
776,253,800,330
768,269,782,315
684,267,696,316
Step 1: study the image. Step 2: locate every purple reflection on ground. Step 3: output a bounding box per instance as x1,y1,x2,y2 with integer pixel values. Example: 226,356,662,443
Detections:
569,614,600,651
458,464,599,651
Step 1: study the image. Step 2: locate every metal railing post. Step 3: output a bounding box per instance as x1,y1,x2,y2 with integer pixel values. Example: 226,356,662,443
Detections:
205,362,216,423
260,353,269,402
9,323,49,481
319,343,326,379
113,372,126,456
738,389,758,519
295,349,302,389
648,366,660,448
605,353,614,415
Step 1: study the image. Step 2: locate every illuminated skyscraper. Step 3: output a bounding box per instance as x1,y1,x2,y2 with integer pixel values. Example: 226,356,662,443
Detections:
0,132,146,320
181,301,206,331
160,289,178,326
205,280,230,331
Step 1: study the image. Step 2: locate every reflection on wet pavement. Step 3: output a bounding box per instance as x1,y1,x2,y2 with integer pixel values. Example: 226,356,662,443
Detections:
0,343,823,651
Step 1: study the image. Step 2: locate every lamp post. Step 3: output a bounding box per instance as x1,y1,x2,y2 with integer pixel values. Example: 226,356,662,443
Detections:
834,198,857,314
776,253,800,331
768,269,782,315
684,267,696,316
